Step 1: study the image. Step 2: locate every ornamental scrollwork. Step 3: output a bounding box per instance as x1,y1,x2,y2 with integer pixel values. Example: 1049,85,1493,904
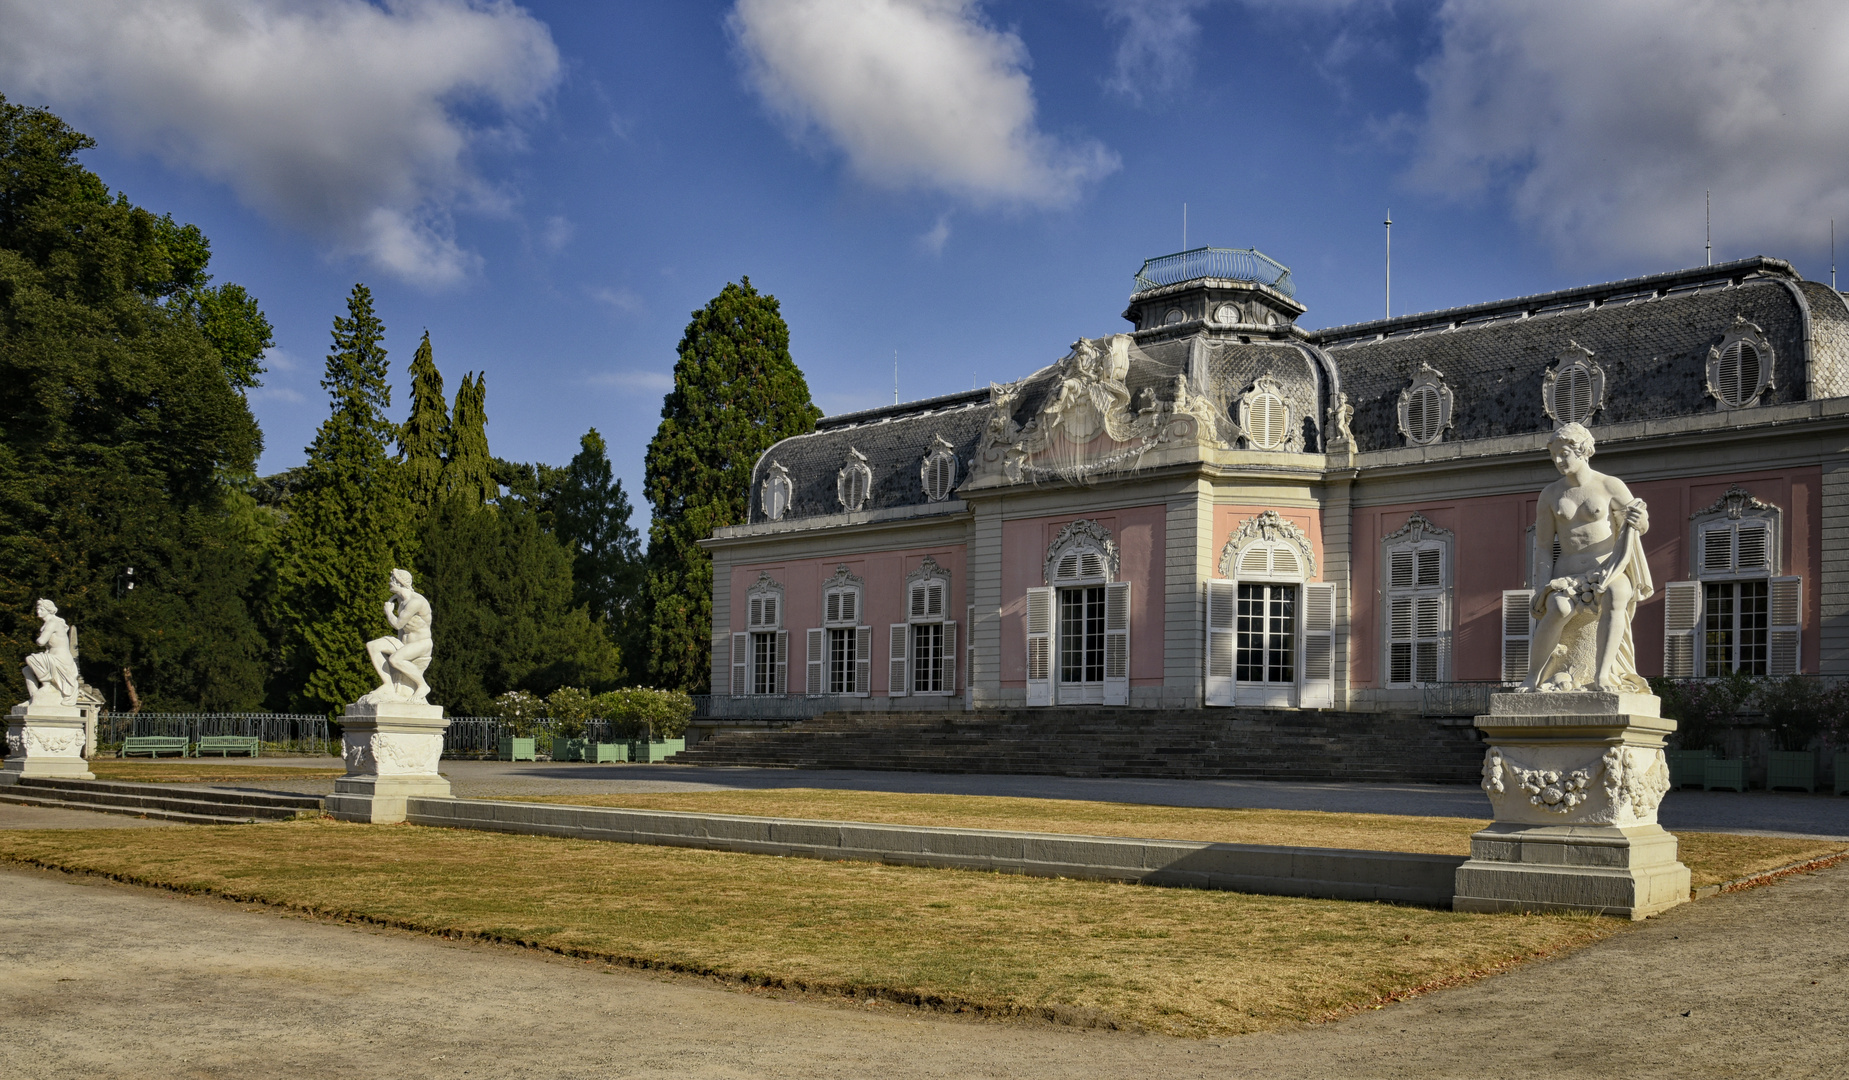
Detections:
1218,510,1318,579
1044,520,1119,583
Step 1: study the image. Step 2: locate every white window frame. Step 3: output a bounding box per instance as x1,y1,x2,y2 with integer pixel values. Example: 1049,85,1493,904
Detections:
1028,521,1128,706
809,565,869,697
1210,510,1323,708
920,435,959,503
1239,374,1290,451
837,447,872,512
1380,513,1453,688
896,556,957,697
734,572,787,697
1706,319,1776,410
1668,486,1799,676
1543,342,1606,426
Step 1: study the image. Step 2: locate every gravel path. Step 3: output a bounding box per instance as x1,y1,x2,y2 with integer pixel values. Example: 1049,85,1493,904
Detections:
2,861,1844,1079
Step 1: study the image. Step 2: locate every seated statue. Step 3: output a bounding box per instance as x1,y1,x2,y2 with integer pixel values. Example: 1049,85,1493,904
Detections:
1517,423,1654,693
362,569,433,705
21,598,80,708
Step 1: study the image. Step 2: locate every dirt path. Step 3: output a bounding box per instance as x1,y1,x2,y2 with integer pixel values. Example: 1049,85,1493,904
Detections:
2,862,1844,1079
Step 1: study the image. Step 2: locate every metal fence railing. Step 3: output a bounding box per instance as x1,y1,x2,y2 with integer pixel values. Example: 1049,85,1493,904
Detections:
440,718,669,758
100,713,335,756
692,694,909,721
1419,683,1501,718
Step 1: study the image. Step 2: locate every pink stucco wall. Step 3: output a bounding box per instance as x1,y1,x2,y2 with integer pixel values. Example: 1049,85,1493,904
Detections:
1354,467,1822,686
730,545,967,696
997,507,1167,687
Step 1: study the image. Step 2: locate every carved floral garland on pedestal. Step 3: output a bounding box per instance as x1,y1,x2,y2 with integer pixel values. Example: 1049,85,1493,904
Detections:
1481,745,1671,822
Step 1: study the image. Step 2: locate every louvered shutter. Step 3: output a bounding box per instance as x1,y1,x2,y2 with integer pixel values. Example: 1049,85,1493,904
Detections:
1103,581,1131,706
1415,595,1443,684
1701,525,1734,575
1301,582,1336,709
941,621,957,694
1737,522,1770,571
1025,586,1054,707
841,590,858,625
1205,579,1237,706
888,624,909,697
731,632,748,696
1662,581,1703,678
1501,590,1534,684
774,630,788,695
1388,597,1413,685
854,625,872,696
926,581,945,618
910,583,928,620
966,604,976,707
1769,576,1802,675
825,591,841,625
1416,547,1442,588
748,596,764,628
806,628,825,696
1389,549,1415,590
1239,544,1270,577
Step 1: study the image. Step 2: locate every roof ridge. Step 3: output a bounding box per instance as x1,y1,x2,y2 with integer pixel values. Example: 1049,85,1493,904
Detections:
814,387,991,431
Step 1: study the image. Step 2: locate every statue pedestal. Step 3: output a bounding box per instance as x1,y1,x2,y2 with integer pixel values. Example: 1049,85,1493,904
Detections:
2,703,94,783
324,701,450,824
1453,693,1689,920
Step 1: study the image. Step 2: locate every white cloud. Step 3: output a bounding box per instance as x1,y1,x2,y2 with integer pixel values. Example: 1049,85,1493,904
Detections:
0,0,561,286
540,215,574,254
1100,0,1212,105
1410,0,1849,264
588,369,674,391
248,385,308,405
918,211,953,254
729,0,1118,208
589,286,645,315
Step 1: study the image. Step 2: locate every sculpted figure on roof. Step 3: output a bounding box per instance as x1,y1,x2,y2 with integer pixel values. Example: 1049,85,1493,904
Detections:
1516,423,1653,694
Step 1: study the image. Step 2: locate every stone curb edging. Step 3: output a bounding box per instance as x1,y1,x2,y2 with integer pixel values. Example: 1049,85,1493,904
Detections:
403,797,1464,907
1692,849,1849,900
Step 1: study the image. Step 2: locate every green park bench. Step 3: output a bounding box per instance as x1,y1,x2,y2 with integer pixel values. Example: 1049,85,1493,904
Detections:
195,735,261,758
121,736,190,758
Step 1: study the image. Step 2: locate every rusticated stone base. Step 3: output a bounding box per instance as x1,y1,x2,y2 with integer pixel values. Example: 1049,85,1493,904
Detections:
1453,822,1691,920
324,701,450,824
2,705,94,784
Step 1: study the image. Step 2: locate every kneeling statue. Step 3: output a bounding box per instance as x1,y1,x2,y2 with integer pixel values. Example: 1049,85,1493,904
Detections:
1517,423,1654,694
21,599,80,708
363,569,433,705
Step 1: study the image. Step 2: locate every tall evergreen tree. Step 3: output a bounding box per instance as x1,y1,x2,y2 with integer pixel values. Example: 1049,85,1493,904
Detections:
554,429,644,671
270,285,413,713
0,94,269,709
445,372,497,506
643,278,820,692
401,331,448,514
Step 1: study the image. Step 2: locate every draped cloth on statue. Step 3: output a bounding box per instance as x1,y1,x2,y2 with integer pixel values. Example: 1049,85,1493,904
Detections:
1530,511,1654,694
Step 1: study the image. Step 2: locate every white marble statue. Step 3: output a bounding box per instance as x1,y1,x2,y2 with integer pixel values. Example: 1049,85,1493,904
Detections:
21,599,80,708
362,569,433,705
1517,422,1654,694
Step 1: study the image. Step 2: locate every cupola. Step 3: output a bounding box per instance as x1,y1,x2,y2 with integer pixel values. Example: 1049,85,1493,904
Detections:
1122,247,1306,340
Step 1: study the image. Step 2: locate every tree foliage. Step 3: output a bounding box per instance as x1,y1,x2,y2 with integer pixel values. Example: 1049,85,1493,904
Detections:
445,372,496,507
401,331,449,515
643,278,820,692
270,285,414,714
554,428,645,670
0,94,269,710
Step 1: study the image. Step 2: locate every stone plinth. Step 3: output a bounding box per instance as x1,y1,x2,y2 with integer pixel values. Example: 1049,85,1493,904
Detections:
324,701,451,824
2,704,94,783
1452,692,1690,920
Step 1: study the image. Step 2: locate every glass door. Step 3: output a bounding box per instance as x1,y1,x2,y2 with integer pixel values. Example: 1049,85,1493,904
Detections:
1235,582,1296,707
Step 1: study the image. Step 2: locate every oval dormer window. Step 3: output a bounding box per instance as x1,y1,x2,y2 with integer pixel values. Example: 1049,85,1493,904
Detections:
1214,303,1240,325
1163,308,1185,325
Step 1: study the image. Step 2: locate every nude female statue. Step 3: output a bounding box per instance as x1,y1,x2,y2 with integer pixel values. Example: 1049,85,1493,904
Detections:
364,569,433,704
21,598,81,708
1517,423,1654,693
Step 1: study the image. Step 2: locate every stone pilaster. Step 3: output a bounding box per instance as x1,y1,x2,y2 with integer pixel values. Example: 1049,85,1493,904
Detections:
1320,467,1357,710
324,702,451,824
1453,693,1689,920
969,499,1005,708
1820,453,1849,674
1,704,94,783
1163,480,1213,708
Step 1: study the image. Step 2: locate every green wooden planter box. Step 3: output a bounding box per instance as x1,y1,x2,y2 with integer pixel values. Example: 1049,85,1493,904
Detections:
1834,750,1849,797
551,736,590,762
1766,750,1817,793
497,736,537,762
631,738,686,763
1665,749,1712,788
1703,757,1747,792
586,742,629,763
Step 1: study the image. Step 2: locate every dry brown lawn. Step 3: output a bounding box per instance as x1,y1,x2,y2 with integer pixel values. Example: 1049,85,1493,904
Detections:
503,788,1846,890
91,762,344,783
0,819,1629,1038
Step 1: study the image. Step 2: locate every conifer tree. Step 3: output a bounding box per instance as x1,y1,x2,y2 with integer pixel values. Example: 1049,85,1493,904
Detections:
401,331,448,514
444,372,497,507
643,278,820,692
270,285,413,713
555,429,645,668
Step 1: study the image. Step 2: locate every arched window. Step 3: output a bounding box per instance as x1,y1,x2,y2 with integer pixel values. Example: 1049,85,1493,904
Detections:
1207,510,1332,709
1543,343,1605,425
836,448,871,512
1239,375,1290,450
1707,320,1775,410
730,573,786,697
1163,307,1186,325
1027,521,1129,708
760,461,792,522
1396,363,1453,446
920,436,958,502
891,556,956,698
808,565,869,697
1663,486,1797,678
1379,513,1452,688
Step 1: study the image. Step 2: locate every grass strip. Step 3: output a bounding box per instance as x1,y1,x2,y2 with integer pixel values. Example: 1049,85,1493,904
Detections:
493,788,1845,891
0,819,1624,1038
90,763,345,783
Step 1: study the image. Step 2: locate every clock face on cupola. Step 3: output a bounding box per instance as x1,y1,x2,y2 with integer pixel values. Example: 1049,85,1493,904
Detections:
1120,247,1308,340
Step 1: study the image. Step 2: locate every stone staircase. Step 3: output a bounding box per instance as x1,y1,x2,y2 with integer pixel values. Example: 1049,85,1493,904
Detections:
674,708,1488,783
0,776,324,825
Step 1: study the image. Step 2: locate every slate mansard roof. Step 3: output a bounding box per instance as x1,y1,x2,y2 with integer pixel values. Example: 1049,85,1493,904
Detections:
740,254,1849,528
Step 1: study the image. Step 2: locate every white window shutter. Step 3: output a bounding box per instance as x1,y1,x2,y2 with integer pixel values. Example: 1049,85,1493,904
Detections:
1415,595,1443,684
1025,586,1053,707
966,604,976,707
1103,581,1131,706
1501,590,1534,684
854,625,872,696
774,630,788,695
1737,522,1770,571
806,628,825,696
1388,597,1413,685
888,623,909,697
1416,547,1442,589
1389,549,1415,589
748,596,764,629
840,590,857,626
909,584,928,620
926,582,944,618
941,621,957,694
1769,576,1802,675
731,631,748,697
1701,525,1734,574
1662,581,1703,678
1301,582,1336,709
825,591,841,625
1205,579,1236,706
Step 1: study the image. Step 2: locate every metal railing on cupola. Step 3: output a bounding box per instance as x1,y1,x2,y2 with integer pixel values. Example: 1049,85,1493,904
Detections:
1132,247,1296,299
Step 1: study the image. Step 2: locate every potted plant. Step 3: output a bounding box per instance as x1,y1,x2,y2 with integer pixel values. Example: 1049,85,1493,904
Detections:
1756,675,1828,792
493,690,542,761
592,688,692,762
1655,673,1753,791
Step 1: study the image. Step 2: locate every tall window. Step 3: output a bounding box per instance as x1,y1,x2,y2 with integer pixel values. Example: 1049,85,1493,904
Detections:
1059,586,1106,683
1236,583,1294,683
1383,514,1451,688
734,573,786,696
1207,510,1328,709
891,556,956,698
811,569,868,697
1704,580,1768,676
1027,520,1129,707
1665,486,1798,678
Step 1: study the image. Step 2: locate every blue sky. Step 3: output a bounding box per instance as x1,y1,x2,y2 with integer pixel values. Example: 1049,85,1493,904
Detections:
4,0,1846,519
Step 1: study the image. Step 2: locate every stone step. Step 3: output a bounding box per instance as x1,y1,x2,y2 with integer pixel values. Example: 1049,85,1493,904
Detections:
17,776,324,810
4,777,323,822
0,789,288,826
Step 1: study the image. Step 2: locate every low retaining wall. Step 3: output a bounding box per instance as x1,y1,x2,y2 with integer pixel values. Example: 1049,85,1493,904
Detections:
405,797,1464,907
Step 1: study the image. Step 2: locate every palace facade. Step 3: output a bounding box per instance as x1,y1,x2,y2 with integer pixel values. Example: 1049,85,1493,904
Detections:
700,249,1849,714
